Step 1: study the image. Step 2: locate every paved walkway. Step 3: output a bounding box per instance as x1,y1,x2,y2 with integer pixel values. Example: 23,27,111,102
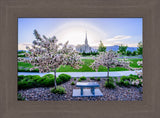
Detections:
18,70,142,77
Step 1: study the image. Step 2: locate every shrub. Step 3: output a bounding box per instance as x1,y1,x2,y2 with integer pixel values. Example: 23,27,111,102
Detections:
32,75,41,81
17,93,25,100
41,74,55,86
42,74,54,78
80,76,87,80
128,74,139,81
116,79,124,87
116,81,121,86
74,77,77,81
90,77,95,80
108,77,114,83
18,74,71,90
131,79,143,88
50,86,66,94
58,74,71,82
18,75,25,81
96,77,101,81
56,77,63,85
105,80,115,89
18,54,25,57
78,78,82,82
18,80,30,89
124,81,130,87
71,81,75,85
114,77,118,81
120,76,130,81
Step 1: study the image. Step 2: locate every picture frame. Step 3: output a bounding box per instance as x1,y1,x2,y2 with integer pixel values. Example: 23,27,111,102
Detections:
0,0,160,118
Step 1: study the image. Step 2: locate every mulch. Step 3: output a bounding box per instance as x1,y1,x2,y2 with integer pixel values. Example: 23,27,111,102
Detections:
18,77,143,101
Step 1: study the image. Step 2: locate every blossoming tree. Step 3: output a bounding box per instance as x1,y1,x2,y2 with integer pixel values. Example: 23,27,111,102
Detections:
90,50,131,82
136,61,143,78
20,30,83,89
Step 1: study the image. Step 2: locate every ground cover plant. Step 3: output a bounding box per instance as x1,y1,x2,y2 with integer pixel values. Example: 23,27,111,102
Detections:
50,86,66,94
116,74,143,87
105,77,116,89
17,93,25,100
71,81,75,85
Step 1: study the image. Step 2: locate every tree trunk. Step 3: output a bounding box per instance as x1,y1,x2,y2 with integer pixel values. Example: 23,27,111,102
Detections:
107,67,109,83
54,68,57,89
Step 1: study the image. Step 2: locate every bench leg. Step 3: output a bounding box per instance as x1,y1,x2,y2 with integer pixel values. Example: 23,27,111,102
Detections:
81,87,83,96
91,87,95,95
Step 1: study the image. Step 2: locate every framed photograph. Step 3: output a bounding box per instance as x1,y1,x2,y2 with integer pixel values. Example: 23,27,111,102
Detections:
0,0,160,118
17,18,143,101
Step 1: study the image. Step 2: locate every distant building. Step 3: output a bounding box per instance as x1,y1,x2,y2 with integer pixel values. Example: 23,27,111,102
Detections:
76,32,97,53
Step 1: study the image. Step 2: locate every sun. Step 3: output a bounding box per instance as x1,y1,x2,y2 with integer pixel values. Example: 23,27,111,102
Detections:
48,22,107,47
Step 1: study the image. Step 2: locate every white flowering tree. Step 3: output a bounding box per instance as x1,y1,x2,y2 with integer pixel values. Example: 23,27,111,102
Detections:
90,50,131,82
20,30,83,89
136,61,143,78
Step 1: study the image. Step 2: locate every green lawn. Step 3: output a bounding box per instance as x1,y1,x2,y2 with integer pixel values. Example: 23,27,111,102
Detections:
18,58,142,72
18,62,34,68
126,58,143,68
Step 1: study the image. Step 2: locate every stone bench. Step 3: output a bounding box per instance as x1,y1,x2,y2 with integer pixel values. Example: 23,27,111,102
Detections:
72,82,103,97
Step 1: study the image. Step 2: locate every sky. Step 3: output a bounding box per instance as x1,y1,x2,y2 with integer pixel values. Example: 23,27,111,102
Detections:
18,18,142,50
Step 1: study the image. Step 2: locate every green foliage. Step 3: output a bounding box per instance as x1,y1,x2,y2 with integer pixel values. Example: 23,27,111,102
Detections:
18,74,71,90
17,93,25,100
18,75,25,81
98,66,128,72
105,80,115,89
116,74,140,87
118,44,128,55
116,81,122,86
18,54,26,57
90,77,95,80
18,50,26,54
123,81,130,87
96,77,101,81
79,76,86,80
137,41,143,55
120,76,130,81
18,58,142,72
50,86,66,94
98,41,106,52
128,74,139,81
114,77,118,81
71,81,75,85
81,51,99,56
127,59,143,68
74,77,77,81
58,74,71,82
131,51,137,56
78,78,82,82
126,50,132,56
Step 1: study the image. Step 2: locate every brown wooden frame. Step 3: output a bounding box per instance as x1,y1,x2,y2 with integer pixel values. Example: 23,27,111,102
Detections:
0,0,160,118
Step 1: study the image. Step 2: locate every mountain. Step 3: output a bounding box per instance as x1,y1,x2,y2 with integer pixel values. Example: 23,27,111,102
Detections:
106,45,138,52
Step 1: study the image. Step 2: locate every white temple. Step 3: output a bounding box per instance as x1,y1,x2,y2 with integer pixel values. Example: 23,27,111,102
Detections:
76,32,97,53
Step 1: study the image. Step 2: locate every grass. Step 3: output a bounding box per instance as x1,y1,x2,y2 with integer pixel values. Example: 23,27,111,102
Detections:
18,58,142,72
18,62,34,68
127,59,143,68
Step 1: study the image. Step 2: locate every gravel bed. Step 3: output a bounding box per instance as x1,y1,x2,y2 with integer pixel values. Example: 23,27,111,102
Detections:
18,77,143,101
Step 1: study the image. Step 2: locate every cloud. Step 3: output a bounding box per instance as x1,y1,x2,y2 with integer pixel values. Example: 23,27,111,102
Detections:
107,35,131,41
18,43,32,50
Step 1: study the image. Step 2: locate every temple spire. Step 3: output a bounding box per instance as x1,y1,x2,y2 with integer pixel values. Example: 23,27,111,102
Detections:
85,32,88,45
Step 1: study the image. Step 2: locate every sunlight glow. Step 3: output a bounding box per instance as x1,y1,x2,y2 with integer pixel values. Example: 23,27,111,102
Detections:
48,22,107,46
